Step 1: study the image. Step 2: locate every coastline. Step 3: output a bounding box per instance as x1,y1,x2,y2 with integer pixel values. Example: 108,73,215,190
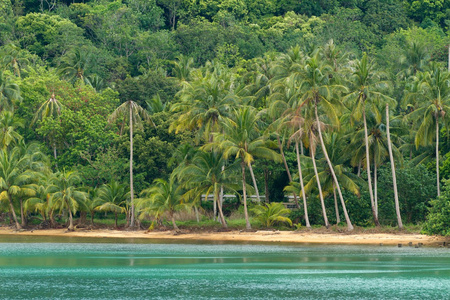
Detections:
0,227,448,247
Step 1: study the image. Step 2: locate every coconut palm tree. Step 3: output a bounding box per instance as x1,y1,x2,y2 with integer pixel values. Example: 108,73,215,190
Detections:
1,43,30,78
0,111,23,150
298,51,354,231
95,181,130,228
344,53,394,226
0,70,21,111
406,65,450,197
210,106,281,229
48,170,87,231
108,100,152,228
0,147,38,230
59,48,92,85
137,177,189,231
176,150,239,228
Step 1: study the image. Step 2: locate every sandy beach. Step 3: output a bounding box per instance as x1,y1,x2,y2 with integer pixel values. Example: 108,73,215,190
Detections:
1,227,448,247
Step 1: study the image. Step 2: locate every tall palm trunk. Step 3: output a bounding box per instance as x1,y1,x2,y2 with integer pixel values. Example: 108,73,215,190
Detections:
129,104,135,228
315,104,353,231
277,136,300,208
436,115,440,197
295,141,310,228
8,194,21,230
333,183,340,224
363,109,380,226
20,199,27,227
248,162,261,202
310,146,329,228
215,183,227,228
386,104,403,229
53,143,58,170
241,162,251,230
374,161,378,217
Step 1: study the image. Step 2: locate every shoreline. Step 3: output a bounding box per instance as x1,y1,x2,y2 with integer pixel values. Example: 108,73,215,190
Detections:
1,227,448,247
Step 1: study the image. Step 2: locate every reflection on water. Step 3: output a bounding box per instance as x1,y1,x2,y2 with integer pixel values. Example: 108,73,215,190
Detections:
0,235,449,299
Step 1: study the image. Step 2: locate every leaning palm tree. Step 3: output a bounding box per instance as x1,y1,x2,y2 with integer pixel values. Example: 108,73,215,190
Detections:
406,65,450,197
108,100,152,228
48,170,87,231
136,177,189,231
210,106,281,229
298,51,354,231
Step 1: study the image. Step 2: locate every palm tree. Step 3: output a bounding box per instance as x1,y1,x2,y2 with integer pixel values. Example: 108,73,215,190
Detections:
406,65,450,197
0,147,38,230
172,54,194,82
251,202,292,228
48,170,87,231
176,150,239,228
137,177,189,231
108,100,152,228
0,111,23,150
298,51,354,231
0,70,21,111
344,53,393,226
59,48,92,85
1,43,30,77
96,181,130,228
211,106,281,229
31,93,64,166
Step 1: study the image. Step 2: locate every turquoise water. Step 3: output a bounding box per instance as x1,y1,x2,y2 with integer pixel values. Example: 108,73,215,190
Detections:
0,236,449,299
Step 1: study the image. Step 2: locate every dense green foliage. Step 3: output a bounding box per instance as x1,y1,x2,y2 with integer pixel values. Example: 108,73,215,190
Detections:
1,0,450,233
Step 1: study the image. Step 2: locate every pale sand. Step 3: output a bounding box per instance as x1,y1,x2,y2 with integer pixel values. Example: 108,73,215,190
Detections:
0,227,448,246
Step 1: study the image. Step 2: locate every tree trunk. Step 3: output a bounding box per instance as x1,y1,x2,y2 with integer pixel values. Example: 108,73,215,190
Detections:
363,109,380,226
215,183,227,228
436,116,440,197
357,160,361,177
277,136,300,208
374,161,378,217
115,213,118,228
264,168,270,203
171,213,179,231
213,191,217,221
248,162,261,202
386,104,403,229
315,104,353,230
241,162,251,230
68,208,74,231
295,141,310,228
20,199,27,227
194,205,200,223
333,183,340,224
129,103,135,229
53,143,58,170
8,194,21,230
310,146,329,228
49,209,56,228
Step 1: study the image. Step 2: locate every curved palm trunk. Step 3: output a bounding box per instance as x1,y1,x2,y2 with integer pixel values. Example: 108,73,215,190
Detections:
310,147,329,228
215,183,227,228
295,141,310,228
8,194,21,230
386,104,403,229
333,183,340,224
129,104,136,228
315,104,353,230
248,163,261,202
363,110,380,226
436,116,440,197
241,162,251,230
277,136,300,208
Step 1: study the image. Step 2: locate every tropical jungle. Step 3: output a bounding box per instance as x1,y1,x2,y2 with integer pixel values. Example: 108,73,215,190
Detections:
1,0,450,236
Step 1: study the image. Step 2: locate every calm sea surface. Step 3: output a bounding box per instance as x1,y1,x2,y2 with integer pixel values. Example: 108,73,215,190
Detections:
0,235,449,299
